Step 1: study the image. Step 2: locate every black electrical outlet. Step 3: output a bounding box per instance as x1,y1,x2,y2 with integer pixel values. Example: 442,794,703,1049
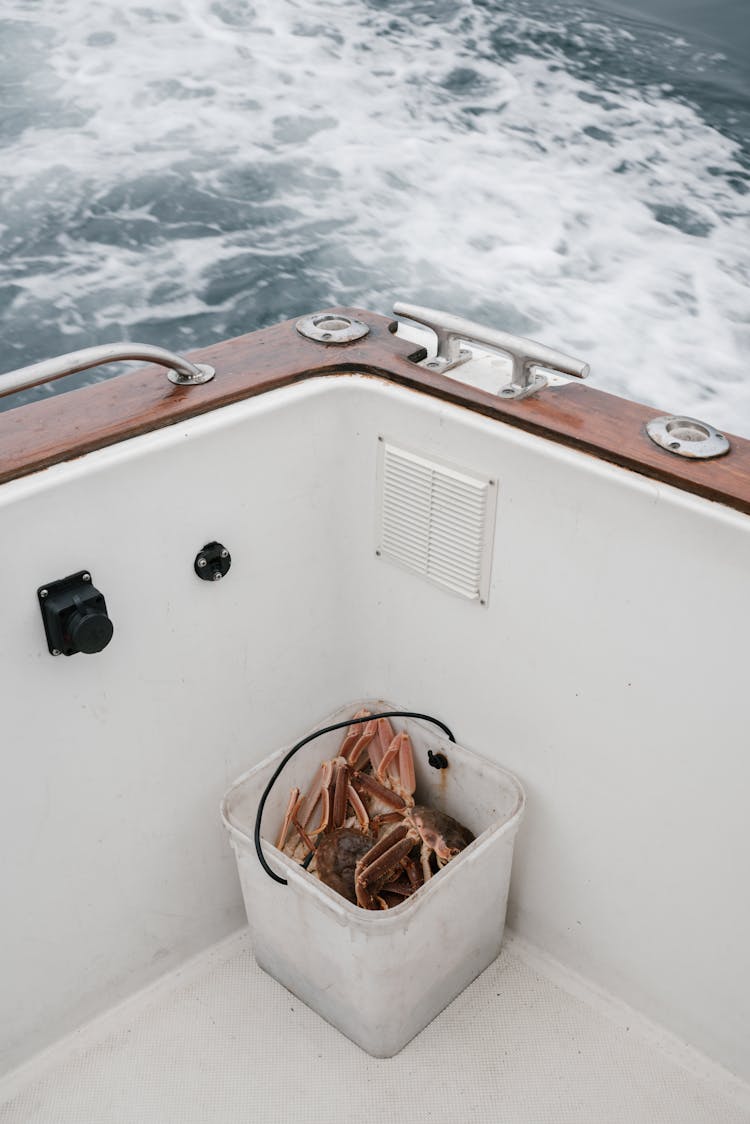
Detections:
37,570,114,657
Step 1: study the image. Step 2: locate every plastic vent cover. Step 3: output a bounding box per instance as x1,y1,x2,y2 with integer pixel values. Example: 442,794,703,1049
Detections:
376,440,497,603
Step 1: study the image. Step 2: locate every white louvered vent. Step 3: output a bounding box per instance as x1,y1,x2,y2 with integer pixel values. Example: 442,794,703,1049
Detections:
376,441,497,603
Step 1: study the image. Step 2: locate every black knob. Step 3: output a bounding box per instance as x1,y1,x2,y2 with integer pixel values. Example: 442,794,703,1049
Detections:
67,602,114,654
37,571,114,657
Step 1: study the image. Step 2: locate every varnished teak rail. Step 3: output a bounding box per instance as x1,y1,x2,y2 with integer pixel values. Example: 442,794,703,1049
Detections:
1,308,749,516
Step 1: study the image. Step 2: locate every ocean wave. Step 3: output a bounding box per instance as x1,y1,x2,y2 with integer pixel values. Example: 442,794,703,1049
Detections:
1,0,748,433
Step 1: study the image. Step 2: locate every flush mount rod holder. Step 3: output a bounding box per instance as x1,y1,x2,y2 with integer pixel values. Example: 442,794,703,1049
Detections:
393,301,590,400
0,343,215,399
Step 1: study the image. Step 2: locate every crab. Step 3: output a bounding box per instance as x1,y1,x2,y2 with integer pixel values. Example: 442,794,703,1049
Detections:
346,715,417,832
275,754,370,862
354,806,475,910
275,710,474,909
276,711,413,861
365,717,416,806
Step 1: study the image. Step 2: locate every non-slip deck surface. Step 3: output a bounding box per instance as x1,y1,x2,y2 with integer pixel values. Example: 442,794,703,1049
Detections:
1,931,747,1124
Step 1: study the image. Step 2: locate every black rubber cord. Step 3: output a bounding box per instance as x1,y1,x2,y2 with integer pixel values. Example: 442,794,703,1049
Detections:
254,710,455,885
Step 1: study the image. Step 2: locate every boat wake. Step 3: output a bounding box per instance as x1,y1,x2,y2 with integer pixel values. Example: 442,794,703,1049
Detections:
0,0,748,431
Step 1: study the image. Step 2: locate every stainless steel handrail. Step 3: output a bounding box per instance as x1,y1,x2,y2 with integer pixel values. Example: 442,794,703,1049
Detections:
393,301,589,400
0,343,215,399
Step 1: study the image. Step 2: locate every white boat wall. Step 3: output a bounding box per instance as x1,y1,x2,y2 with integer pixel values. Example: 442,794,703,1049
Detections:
0,306,748,1089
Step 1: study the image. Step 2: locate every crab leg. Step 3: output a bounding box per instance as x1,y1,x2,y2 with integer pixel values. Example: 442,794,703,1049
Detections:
292,813,317,856
355,823,418,909
331,758,350,829
309,761,334,836
339,709,370,759
398,734,416,796
276,787,302,850
377,731,415,795
383,877,416,898
360,833,416,884
296,761,328,831
419,842,433,882
347,783,370,830
357,821,410,871
343,719,378,769
352,770,406,811
367,717,395,776
370,811,404,832
404,856,422,891
340,710,380,768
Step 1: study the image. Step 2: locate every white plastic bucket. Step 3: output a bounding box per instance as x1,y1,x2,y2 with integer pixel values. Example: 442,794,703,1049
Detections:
221,700,525,1057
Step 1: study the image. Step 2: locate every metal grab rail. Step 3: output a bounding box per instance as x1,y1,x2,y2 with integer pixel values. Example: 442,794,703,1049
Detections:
0,343,215,400
393,301,589,400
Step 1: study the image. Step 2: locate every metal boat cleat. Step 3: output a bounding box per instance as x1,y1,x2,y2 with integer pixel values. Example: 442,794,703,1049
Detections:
393,301,589,400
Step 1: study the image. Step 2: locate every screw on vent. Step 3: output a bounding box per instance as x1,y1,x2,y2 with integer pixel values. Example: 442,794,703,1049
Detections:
194,541,232,582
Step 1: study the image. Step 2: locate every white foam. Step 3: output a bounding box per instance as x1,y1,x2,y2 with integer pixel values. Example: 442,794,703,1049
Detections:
1,0,748,433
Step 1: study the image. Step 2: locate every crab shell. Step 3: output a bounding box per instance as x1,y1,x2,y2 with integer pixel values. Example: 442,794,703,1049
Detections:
408,805,475,862
315,827,376,903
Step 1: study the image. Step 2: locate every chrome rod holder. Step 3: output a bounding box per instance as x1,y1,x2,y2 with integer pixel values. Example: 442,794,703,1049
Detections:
0,343,215,400
646,415,729,459
393,302,590,400
296,312,369,344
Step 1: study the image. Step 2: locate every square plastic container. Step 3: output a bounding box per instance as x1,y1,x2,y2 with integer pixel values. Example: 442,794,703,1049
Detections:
221,700,525,1057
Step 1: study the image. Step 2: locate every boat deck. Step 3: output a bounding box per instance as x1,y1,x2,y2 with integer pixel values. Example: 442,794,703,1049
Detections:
1,930,747,1124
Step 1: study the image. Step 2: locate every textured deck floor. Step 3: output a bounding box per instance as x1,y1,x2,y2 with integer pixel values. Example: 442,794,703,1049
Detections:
1,930,748,1124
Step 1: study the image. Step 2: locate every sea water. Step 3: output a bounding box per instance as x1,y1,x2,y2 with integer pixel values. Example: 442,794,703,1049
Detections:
0,0,748,432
